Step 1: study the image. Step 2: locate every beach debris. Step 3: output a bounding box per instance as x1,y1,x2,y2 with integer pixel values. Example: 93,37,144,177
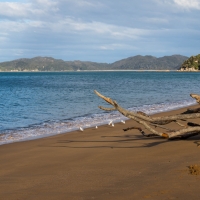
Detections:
94,90,200,140
190,94,200,104
95,126,98,129
188,164,200,175
121,120,125,124
137,111,149,117
187,122,200,127
79,127,84,132
123,127,146,136
182,107,200,114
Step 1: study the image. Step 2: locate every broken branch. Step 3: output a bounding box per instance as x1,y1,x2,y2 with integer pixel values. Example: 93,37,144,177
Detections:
94,90,200,139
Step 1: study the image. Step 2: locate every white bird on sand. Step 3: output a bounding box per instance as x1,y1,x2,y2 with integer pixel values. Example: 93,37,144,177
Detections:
111,123,114,127
79,127,84,131
95,126,98,129
108,120,113,125
121,120,125,124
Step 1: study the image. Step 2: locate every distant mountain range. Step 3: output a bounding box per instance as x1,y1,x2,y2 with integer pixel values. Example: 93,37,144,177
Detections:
0,55,188,72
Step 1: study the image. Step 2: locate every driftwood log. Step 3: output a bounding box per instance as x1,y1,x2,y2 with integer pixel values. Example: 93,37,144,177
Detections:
94,90,200,139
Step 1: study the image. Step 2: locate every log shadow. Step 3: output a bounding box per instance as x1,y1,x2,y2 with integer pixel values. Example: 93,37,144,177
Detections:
48,134,175,148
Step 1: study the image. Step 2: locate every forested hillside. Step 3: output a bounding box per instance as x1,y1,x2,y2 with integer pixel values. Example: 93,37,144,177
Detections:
0,55,188,71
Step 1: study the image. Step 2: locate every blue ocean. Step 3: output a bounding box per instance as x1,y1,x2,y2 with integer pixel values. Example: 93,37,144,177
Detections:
0,71,200,145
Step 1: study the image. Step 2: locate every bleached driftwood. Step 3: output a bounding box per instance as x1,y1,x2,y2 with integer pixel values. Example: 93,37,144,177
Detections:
94,90,200,139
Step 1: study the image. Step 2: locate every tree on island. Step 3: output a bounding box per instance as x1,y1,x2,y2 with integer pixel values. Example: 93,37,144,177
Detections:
94,90,200,139
179,54,200,71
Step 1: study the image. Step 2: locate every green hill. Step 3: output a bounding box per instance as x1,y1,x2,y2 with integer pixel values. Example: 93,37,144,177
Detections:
110,55,188,70
0,55,188,72
179,54,200,71
0,57,108,72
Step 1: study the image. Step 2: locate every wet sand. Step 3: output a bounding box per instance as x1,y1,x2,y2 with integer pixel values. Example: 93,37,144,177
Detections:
0,105,200,200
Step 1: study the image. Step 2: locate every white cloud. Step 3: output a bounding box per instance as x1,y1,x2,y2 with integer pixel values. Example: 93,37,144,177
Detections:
0,7,150,40
33,0,57,6
0,0,59,19
0,36,8,43
49,18,150,40
0,20,27,32
173,0,200,10
32,0,59,12
100,43,138,50
0,0,199,62
70,0,103,8
0,2,32,17
143,17,169,24
154,0,200,11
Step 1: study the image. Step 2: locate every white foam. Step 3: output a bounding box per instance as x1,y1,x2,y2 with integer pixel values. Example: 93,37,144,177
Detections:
0,99,196,145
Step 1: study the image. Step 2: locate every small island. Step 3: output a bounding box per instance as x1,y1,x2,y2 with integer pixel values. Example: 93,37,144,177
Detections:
178,54,200,71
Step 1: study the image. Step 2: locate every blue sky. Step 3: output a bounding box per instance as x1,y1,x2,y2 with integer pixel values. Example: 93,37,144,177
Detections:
0,0,200,63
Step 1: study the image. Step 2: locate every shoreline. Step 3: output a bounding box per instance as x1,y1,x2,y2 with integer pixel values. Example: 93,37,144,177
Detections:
1,70,200,74
0,101,197,146
1,70,198,72
1,104,200,199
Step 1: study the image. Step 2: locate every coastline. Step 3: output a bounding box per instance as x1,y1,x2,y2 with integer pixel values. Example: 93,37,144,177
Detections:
1,70,200,74
1,71,200,146
0,70,185,72
1,104,200,199
0,100,197,146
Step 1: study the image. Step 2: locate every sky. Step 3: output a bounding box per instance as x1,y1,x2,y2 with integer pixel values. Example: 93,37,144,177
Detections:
0,0,200,63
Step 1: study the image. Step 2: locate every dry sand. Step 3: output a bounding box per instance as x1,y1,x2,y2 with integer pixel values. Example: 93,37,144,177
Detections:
0,105,200,200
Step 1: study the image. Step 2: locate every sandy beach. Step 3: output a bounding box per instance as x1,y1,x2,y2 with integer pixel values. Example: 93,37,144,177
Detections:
1,105,200,200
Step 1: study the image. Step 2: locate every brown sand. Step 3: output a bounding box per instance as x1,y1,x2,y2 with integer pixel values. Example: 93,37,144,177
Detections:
0,105,200,200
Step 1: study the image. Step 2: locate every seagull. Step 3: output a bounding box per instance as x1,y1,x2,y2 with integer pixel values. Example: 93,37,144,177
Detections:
79,127,84,131
121,120,125,124
95,126,98,129
108,120,113,125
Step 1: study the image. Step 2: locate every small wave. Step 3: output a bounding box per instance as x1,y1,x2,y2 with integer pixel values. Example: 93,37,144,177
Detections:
0,99,196,145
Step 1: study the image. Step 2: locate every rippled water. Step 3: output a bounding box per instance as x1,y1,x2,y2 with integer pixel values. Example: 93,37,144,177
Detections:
0,71,199,145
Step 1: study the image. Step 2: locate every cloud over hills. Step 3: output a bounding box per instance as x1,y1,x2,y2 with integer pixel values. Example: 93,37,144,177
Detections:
0,0,199,62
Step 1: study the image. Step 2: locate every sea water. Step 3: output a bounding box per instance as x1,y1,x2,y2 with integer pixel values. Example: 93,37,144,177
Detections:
0,71,200,145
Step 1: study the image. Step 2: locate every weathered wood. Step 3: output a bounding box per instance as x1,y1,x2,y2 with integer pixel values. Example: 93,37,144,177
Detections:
94,90,200,125
126,114,169,138
182,108,200,114
190,94,200,104
98,106,116,111
137,111,149,117
168,127,200,138
123,126,145,135
94,90,200,139
187,122,200,127
151,124,174,131
174,121,187,127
